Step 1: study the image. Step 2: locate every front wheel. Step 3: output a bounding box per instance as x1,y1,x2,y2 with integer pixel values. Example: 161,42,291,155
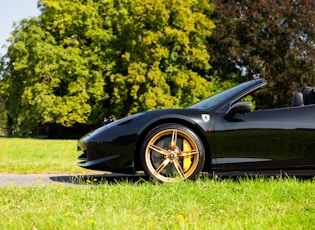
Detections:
140,124,205,182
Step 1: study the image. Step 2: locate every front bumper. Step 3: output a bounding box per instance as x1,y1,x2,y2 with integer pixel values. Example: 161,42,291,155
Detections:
77,142,136,174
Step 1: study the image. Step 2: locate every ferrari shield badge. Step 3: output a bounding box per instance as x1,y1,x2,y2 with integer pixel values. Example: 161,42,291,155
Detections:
201,114,210,123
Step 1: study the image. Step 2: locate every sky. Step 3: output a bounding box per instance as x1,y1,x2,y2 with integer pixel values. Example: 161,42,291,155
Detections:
0,0,40,56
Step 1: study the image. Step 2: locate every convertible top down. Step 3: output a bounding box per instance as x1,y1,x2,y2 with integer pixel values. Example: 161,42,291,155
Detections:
77,78,315,182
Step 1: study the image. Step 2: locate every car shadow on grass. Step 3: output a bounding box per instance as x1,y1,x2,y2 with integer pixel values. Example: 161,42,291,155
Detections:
49,173,150,185
49,172,314,186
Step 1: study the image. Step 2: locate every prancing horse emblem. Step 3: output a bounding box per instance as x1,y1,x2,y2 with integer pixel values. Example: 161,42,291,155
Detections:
201,114,210,123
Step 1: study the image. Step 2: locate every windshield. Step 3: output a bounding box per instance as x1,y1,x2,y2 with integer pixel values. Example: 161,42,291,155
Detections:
189,80,259,110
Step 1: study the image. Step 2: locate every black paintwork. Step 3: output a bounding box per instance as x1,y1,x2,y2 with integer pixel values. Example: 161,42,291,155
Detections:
77,78,315,175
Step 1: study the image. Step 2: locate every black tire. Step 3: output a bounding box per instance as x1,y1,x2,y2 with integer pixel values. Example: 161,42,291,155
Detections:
140,123,205,182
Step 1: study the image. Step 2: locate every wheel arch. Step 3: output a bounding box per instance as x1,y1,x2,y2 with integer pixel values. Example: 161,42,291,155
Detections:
134,118,211,172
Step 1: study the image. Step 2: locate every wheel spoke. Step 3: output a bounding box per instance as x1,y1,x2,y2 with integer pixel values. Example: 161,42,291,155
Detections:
149,144,169,156
144,125,204,182
170,130,177,151
173,159,186,179
154,158,171,175
178,149,198,157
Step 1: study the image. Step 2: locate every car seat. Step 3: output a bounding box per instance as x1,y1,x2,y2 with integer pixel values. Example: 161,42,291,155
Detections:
300,86,315,105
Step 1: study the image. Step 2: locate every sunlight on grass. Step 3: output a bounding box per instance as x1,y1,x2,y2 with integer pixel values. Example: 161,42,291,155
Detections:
0,177,314,229
1,138,315,229
0,138,92,174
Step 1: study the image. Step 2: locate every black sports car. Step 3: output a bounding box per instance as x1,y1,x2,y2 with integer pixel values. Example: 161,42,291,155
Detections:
77,78,315,182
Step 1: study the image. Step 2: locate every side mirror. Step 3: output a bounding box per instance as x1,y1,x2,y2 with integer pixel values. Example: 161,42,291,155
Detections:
224,102,252,121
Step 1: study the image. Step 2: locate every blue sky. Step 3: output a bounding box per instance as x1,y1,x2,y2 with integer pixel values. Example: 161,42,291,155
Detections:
0,0,40,56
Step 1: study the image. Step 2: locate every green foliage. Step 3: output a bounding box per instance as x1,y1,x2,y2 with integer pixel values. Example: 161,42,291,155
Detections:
0,98,7,135
0,0,215,133
210,0,315,108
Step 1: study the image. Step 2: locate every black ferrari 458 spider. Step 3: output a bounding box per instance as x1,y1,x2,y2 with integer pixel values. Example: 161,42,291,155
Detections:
77,78,315,182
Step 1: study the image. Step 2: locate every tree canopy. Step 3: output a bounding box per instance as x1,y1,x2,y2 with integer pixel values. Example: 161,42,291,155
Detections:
209,0,315,107
0,0,215,134
2,0,315,136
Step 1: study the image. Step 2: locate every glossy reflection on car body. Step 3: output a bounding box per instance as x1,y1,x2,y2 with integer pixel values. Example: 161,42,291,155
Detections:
77,78,315,182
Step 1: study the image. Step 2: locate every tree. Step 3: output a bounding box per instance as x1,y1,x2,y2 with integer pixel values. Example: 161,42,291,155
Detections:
0,96,7,135
209,0,315,108
0,0,215,134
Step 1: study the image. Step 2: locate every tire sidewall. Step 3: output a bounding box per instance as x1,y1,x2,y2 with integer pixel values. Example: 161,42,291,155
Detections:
140,123,205,181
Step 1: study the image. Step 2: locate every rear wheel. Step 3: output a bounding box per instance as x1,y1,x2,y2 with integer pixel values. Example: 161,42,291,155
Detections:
140,124,205,182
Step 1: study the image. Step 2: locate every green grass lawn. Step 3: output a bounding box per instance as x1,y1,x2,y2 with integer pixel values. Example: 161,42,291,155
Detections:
1,177,315,229
0,138,315,229
0,137,91,174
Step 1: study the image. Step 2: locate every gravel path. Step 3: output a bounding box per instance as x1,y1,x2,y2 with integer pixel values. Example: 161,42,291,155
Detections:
0,173,148,187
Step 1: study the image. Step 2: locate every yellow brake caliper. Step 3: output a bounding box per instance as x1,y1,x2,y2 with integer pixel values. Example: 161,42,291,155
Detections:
183,139,193,172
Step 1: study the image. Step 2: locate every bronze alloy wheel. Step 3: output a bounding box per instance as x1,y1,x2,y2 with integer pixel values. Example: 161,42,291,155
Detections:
141,124,205,182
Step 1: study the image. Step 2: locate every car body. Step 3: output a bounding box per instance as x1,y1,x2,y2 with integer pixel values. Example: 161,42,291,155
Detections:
77,78,315,181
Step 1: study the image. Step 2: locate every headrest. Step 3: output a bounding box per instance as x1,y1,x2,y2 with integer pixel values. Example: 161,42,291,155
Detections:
292,92,304,106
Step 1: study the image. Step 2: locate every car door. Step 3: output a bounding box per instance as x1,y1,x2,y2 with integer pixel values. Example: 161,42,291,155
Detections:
212,105,315,171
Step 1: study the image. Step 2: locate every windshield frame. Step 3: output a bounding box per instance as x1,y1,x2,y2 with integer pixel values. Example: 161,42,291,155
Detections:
189,78,267,111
